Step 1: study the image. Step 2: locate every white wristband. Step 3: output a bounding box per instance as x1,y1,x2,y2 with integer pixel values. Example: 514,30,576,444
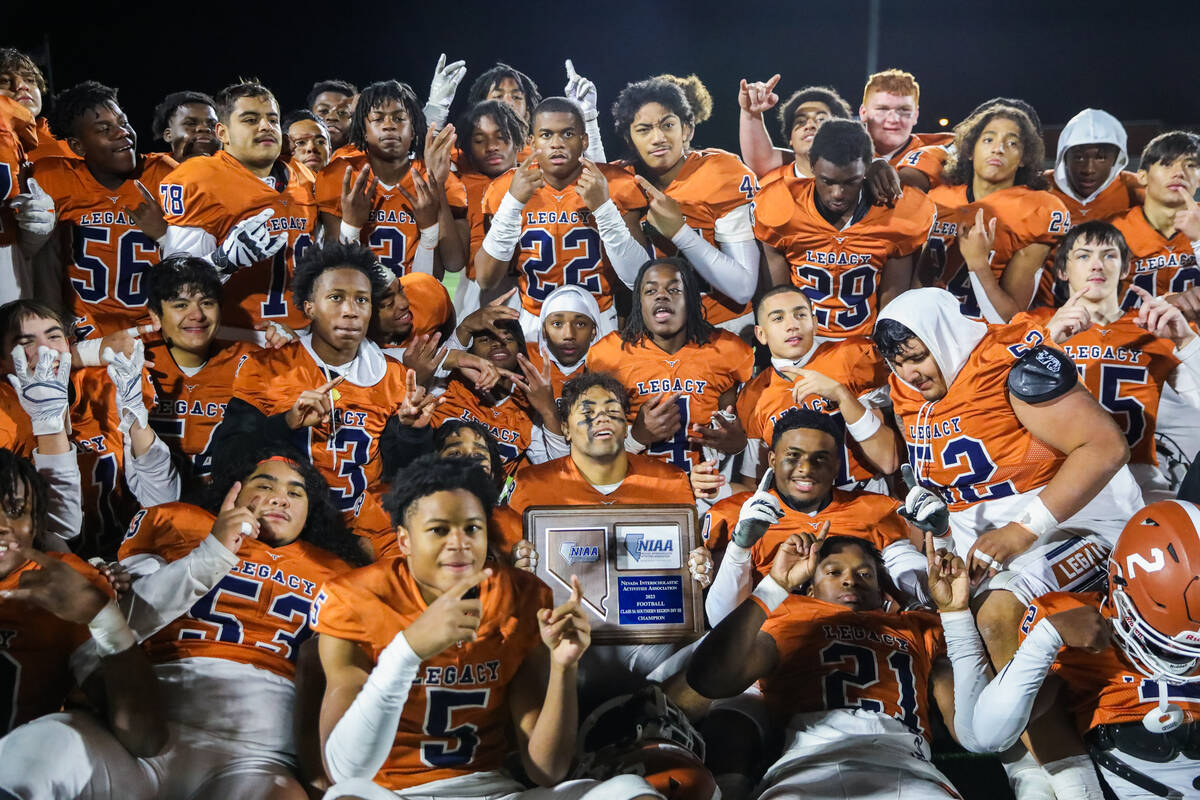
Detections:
844,409,882,442
418,223,439,249
1015,495,1059,540
1191,239,1200,257
752,574,789,612
481,192,526,262
339,220,363,244
75,338,104,367
88,601,136,656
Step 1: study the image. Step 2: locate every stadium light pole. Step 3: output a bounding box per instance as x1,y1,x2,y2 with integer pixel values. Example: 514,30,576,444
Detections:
865,0,880,78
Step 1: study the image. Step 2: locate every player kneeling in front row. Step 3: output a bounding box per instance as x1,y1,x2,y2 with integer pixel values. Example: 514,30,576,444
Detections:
312,455,662,799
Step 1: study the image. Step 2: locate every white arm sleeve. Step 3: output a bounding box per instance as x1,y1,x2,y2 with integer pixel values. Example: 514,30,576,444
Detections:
939,610,992,753
410,224,439,276
593,199,650,288
528,426,569,464
967,272,1008,324
969,619,1063,752
325,631,424,782
481,192,526,262
705,542,756,626
740,438,764,480
1168,336,1200,409
670,219,758,305
33,447,81,542
157,225,216,258
584,117,607,163
881,539,929,605
123,429,181,508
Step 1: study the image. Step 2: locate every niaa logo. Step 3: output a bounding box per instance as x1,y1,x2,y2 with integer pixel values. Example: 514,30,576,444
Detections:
560,541,600,565
625,533,674,562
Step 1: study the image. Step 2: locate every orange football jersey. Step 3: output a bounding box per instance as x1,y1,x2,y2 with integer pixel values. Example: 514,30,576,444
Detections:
755,179,935,338
316,156,467,277
146,338,259,482
703,487,908,571
1019,591,1200,733
0,552,114,732
482,163,644,316
159,150,318,330
431,378,535,478
925,184,1070,319
310,558,551,790
0,383,34,458
889,321,1065,511
1024,308,1177,466
27,118,75,163
351,489,400,561
458,168,492,267
0,96,37,247
885,132,955,168
121,502,349,679
232,341,409,515
32,153,177,339
633,149,758,325
741,339,892,485
898,143,950,190
399,272,453,343
1112,206,1200,309
759,593,945,738
588,330,754,474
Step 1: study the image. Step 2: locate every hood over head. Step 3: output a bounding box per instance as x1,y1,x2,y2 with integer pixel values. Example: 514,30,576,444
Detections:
536,284,601,371
876,288,987,390
1054,108,1129,204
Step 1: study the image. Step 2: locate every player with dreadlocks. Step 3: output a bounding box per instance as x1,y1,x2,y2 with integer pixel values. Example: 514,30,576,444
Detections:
316,79,468,279
588,257,754,478
467,62,542,128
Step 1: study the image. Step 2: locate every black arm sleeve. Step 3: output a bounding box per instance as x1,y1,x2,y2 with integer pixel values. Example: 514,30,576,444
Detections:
210,397,296,471
379,415,435,480
1006,346,1078,404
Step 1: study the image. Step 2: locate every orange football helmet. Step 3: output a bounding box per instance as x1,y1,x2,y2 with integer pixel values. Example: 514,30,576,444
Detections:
1107,500,1200,682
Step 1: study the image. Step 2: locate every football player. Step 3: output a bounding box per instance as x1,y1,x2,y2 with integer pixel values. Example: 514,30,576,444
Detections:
0,48,72,162
687,529,971,799
0,86,38,304
525,284,602,399
466,62,542,128
157,79,319,335
704,407,932,624
588,258,754,477
1030,221,1200,502
920,104,1070,322
477,97,647,338
312,455,661,799
612,78,759,333
758,119,936,341
152,90,220,162
950,500,1200,799
316,80,468,278
308,79,357,152
284,109,331,174
737,77,851,183
19,81,177,339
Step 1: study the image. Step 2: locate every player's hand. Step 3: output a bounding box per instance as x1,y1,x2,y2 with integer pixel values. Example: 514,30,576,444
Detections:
103,339,150,429
424,124,456,187
512,539,539,572
733,469,785,548
688,406,746,459
1173,191,1200,241
210,481,261,553
396,168,440,230
212,208,285,273
404,569,491,659
340,167,379,229
1166,287,1200,325
456,288,521,342
1046,287,1093,344
689,459,725,501
512,354,556,422
445,351,512,393
782,367,850,408
123,180,167,240
254,319,297,349
10,177,55,235
632,391,683,445
564,59,599,120
7,345,70,436
865,159,903,208
926,532,970,613
959,208,997,273
397,368,442,428
1046,605,1111,653
91,559,133,597
898,464,950,538
0,543,110,626
635,175,686,238
285,375,345,429
965,522,1037,586
574,158,610,211
401,332,449,388
768,523,828,592
538,574,591,667
509,153,545,204
92,321,160,368
423,53,467,129
737,75,781,117
1133,285,1197,349
688,547,713,588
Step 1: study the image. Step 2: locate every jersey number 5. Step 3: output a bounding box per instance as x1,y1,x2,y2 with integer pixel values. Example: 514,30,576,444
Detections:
421,687,490,767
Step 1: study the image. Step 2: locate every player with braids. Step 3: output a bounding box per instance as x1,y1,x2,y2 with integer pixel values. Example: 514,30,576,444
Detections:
619,256,716,351
466,62,542,126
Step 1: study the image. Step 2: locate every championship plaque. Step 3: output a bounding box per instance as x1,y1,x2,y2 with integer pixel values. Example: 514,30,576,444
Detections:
524,504,703,644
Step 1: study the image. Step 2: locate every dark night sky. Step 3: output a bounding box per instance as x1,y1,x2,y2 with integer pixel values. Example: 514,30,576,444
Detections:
9,0,1195,154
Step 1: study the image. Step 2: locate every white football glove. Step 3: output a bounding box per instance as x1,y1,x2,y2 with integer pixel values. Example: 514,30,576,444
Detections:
211,208,285,274
898,464,950,538
688,546,713,588
7,345,70,436
564,59,598,121
11,178,55,235
423,53,467,129
732,469,785,548
103,340,149,429
512,539,539,573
